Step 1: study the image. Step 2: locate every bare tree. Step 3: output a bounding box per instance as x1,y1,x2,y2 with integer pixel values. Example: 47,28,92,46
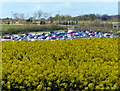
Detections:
37,10,43,19
13,13,25,20
43,12,49,19
33,12,38,20
20,14,25,20
13,13,20,20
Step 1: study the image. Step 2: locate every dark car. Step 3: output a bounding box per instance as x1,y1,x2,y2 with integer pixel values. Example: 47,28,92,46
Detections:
51,37,56,40
50,31,54,34
3,37,11,39
42,36,47,39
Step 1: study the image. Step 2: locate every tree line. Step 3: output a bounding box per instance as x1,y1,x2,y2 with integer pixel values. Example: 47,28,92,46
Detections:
1,9,119,25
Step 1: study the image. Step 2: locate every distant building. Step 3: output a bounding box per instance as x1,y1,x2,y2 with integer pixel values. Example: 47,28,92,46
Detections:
15,21,20,24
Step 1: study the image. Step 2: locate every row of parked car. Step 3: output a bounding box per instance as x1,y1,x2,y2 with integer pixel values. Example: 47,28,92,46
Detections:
1,30,120,41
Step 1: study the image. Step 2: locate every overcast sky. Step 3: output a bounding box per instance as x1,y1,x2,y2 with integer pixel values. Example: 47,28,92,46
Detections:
0,1,119,18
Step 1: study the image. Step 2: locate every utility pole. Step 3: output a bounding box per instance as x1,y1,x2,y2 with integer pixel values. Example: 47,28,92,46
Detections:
82,8,83,15
58,11,60,22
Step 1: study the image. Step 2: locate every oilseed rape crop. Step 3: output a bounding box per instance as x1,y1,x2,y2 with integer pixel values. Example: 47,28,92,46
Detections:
2,37,120,90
